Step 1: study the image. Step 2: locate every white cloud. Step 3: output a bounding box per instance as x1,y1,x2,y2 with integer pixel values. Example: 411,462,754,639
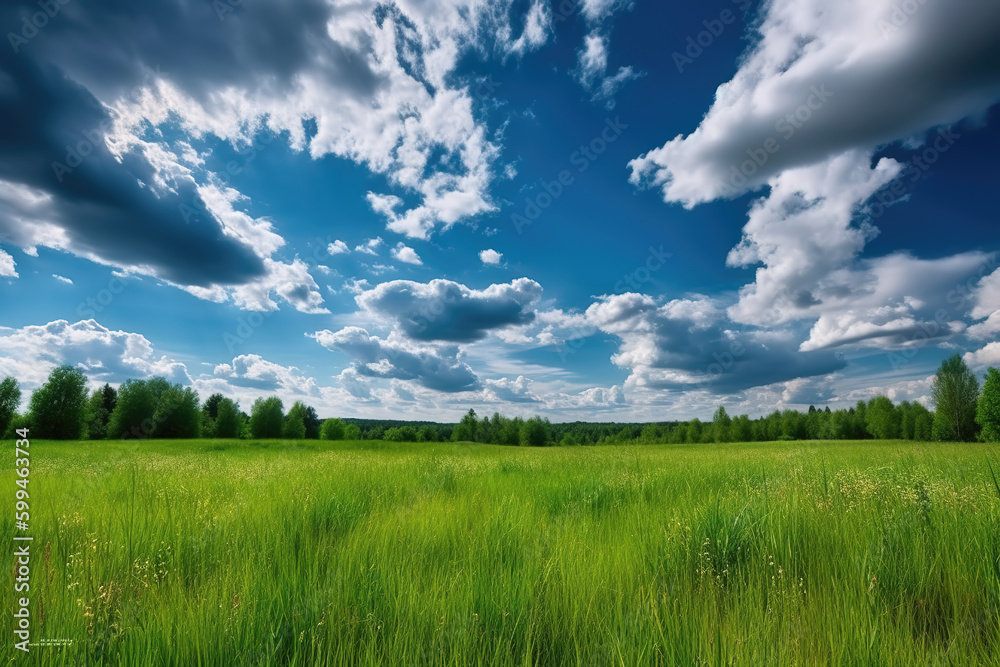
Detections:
968,266,1000,340
479,249,502,265
0,249,17,278
392,243,423,265
482,376,539,403
577,33,608,87
53,274,73,285
505,1,551,57
355,237,384,256
965,342,1000,370
629,0,1000,206
0,319,190,389
572,1,640,108
355,277,543,342
327,240,350,255
586,292,844,394
213,354,319,396
312,327,480,393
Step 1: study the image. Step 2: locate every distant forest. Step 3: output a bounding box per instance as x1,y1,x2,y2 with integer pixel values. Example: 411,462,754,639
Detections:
2,354,999,444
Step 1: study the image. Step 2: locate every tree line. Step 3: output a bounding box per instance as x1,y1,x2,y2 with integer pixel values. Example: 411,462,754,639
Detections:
0,354,998,444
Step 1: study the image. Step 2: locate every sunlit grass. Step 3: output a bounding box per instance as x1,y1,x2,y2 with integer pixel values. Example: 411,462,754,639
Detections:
4,439,1000,665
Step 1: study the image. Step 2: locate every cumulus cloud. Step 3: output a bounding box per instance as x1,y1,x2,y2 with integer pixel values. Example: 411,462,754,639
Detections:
629,0,1000,206
53,274,73,285
0,49,326,313
965,342,1000,370
0,249,18,278
355,238,384,256
392,244,423,265
312,327,480,392
327,240,350,256
968,267,1000,340
213,354,319,395
483,376,539,403
0,0,568,312
586,293,844,394
0,319,190,388
479,249,503,265
355,278,542,343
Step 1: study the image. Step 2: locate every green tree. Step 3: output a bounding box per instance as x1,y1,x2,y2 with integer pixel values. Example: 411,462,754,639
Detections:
321,417,346,440
153,385,201,438
931,354,980,441
731,414,752,443
28,365,88,439
865,395,900,440
107,379,157,439
344,423,362,440
452,409,478,442
0,376,21,437
250,397,284,438
85,389,109,439
214,398,242,438
712,406,732,443
520,416,550,447
203,393,224,421
283,401,307,439
976,367,1000,442
303,406,321,439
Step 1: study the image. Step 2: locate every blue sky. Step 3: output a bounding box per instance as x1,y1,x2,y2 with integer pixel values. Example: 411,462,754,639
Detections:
1,0,999,421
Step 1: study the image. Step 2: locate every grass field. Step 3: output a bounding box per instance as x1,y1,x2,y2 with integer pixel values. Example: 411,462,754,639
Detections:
4,438,1000,666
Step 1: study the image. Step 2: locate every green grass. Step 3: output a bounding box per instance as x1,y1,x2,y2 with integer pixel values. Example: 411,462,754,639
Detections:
4,439,1000,666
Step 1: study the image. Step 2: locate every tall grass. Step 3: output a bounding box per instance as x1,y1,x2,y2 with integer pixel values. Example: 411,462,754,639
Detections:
3,439,999,665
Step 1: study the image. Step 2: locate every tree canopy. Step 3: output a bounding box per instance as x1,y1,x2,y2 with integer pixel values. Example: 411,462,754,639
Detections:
977,367,1000,442
28,365,88,439
931,354,980,441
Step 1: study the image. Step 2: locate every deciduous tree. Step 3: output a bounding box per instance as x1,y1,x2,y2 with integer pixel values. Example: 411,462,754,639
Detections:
931,354,979,441
28,365,88,439
976,367,1000,442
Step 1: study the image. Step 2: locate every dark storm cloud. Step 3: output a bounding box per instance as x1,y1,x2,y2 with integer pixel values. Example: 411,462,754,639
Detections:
356,278,543,343
0,50,266,286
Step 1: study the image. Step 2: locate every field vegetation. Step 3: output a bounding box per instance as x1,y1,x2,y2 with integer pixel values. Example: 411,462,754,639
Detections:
5,437,999,665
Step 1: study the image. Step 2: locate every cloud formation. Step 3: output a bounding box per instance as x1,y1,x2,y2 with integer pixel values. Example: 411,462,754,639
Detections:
355,278,542,343
479,249,503,265
586,293,845,394
392,244,423,265
629,0,1000,206
213,354,319,395
0,319,190,388
312,327,480,393
0,249,16,278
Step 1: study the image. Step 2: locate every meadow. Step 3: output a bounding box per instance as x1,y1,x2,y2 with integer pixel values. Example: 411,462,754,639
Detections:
4,438,1000,666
